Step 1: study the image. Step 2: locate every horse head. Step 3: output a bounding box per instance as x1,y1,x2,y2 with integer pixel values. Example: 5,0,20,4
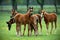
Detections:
40,10,46,18
29,7,33,12
6,18,15,31
27,7,33,17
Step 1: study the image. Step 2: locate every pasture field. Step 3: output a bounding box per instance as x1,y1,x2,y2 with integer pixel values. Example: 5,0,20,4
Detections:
0,5,60,40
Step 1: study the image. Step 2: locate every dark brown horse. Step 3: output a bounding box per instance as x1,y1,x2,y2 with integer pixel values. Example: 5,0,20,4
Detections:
40,10,57,35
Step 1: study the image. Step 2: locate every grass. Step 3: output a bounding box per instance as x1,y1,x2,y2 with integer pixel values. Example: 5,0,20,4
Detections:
0,11,60,40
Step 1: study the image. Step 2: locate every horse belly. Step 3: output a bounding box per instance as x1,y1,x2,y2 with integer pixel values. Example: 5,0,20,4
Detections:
20,18,28,24
49,16,56,22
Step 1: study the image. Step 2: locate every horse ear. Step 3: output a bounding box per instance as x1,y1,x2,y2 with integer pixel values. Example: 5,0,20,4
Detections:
30,7,33,9
11,9,15,14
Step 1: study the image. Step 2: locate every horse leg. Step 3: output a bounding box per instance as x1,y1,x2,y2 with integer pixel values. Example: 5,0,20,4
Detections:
30,24,37,35
46,22,49,35
28,24,31,36
55,20,57,30
16,23,20,36
39,21,42,35
23,24,26,35
54,20,57,34
30,24,34,34
50,22,53,34
33,24,38,36
19,24,23,36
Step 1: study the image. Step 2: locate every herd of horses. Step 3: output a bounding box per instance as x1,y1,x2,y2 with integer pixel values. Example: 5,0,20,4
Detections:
6,7,57,36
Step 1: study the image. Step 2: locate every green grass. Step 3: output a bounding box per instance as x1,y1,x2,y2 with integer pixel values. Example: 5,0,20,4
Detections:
0,11,60,40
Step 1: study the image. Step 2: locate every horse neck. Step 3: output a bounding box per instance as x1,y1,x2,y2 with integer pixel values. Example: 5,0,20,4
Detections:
15,12,18,15
13,12,18,17
26,10,31,14
26,10,31,18
44,12,49,18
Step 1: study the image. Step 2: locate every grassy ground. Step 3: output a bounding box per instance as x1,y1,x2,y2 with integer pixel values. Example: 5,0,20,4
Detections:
0,11,60,40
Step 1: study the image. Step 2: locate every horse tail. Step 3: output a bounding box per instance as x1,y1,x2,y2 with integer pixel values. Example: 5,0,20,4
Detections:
30,24,34,33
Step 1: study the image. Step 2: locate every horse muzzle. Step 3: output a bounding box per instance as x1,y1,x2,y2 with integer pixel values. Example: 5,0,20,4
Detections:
6,22,11,31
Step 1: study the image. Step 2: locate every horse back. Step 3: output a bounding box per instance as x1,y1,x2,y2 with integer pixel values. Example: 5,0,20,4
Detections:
50,13,57,19
47,13,57,22
14,13,29,24
34,14,41,22
44,13,57,23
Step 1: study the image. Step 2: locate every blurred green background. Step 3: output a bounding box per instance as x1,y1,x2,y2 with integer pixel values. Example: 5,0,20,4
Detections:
0,0,60,40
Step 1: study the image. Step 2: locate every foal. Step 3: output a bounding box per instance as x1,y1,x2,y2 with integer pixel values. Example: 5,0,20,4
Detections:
40,10,57,34
29,15,39,35
34,14,42,34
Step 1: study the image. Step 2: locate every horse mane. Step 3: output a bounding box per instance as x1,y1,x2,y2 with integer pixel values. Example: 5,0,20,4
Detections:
26,9,31,14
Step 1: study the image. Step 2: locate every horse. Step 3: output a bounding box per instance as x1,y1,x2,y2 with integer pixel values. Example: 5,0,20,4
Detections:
29,15,39,36
40,10,57,35
33,14,42,34
30,14,42,35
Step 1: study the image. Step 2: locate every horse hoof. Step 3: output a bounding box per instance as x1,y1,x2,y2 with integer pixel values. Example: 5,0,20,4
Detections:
28,35,30,36
20,35,23,36
23,34,24,36
39,32,42,35
20,34,23,36
16,34,19,37
16,33,19,36
50,32,52,34
46,33,49,35
28,34,31,36
35,34,38,36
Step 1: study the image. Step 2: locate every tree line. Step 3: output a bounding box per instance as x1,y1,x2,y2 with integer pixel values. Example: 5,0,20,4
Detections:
0,0,60,13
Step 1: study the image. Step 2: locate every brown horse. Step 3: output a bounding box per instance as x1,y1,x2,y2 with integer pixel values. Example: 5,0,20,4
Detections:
31,14,42,34
40,10,57,35
35,14,42,34
29,15,39,35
